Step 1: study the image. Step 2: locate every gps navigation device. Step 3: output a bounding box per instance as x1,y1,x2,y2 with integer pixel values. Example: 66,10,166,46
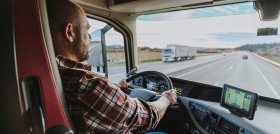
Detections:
220,84,258,120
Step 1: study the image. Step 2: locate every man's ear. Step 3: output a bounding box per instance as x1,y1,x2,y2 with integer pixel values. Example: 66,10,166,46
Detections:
64,23,75,43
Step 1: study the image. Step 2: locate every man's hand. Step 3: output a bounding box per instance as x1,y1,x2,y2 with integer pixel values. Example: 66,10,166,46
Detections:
115,77,130,88
161,89,177,105
150,89,177,118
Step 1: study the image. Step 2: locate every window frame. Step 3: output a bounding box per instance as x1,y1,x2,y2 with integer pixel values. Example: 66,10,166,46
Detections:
86,12,135,76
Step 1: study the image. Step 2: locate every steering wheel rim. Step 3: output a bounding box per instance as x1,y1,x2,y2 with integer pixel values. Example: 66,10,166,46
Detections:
126,71,174,90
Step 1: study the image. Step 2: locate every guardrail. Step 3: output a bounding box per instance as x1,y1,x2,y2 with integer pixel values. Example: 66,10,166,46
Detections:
139,58,162,62
108,58,162,64
253,53,280,68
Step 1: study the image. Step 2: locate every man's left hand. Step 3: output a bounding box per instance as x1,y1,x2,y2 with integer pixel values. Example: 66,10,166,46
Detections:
115,77,130,88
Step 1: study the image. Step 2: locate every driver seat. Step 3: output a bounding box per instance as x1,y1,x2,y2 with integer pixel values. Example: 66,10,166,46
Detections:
40,0,76,132
21,0,75,133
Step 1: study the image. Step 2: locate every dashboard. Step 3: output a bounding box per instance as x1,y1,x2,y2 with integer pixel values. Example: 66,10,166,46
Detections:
188,101,253,134
130,75,280,134
132,75,221,101
178,97,280,134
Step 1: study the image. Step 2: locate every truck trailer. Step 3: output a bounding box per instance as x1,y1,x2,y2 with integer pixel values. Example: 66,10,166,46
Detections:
162,45,197,62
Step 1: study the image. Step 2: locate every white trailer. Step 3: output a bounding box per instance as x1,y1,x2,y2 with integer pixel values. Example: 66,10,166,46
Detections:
162,45,197,62
188,47,197,59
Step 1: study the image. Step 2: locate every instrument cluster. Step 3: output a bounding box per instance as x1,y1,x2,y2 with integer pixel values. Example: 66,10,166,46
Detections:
132,75,184,95
146,78,169,93
132,75,169,93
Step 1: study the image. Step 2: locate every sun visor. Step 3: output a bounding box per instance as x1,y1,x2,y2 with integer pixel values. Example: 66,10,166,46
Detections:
254,0,280,21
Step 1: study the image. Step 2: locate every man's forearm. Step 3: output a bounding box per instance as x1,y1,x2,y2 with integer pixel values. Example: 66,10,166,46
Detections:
150,97,170,118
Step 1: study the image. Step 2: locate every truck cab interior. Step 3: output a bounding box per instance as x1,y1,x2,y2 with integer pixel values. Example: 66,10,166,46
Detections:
1,0,280,134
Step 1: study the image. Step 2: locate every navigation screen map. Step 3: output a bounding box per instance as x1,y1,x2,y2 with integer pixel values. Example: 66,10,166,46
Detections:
224,87,252,112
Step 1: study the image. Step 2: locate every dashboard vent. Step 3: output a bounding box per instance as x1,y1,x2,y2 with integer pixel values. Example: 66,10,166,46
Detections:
193,107,207,121
189,102,208,121
218,118,240,134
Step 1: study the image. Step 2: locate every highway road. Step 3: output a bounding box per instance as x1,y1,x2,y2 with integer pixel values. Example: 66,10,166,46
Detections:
108,54,226,82
107,52,280,99
169,52,280,99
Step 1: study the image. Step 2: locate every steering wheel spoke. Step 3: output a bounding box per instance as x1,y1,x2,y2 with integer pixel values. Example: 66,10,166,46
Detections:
129,87,157,101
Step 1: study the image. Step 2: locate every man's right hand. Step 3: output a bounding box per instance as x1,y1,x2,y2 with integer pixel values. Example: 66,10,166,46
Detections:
161,89,177,105
150,89,177,118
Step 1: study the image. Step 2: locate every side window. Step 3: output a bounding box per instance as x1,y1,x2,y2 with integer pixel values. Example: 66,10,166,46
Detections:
87,18,126,83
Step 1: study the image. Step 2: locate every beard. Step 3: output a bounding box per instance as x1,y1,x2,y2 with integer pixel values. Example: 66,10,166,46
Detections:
73,38,89,62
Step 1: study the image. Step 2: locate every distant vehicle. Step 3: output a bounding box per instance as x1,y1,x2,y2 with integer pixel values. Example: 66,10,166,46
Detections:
243,55,248,59
223,52,227,56
162,45,197,62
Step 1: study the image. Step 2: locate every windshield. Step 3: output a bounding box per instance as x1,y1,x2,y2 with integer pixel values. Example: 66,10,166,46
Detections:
163,49,172,54
136,2,280,99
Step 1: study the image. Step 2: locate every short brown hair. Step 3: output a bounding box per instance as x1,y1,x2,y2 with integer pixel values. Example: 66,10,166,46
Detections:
46,0,83,36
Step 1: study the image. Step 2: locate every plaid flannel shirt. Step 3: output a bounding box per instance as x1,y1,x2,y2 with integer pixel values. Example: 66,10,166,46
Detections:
56,55,160,134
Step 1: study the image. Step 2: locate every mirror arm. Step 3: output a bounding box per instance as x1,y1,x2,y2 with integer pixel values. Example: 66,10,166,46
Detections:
100,25,112,77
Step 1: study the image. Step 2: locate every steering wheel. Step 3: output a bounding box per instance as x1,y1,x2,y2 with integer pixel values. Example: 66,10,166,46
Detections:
126,71,173,101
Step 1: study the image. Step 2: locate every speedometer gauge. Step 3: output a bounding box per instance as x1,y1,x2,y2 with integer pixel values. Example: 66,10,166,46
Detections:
156,81,168,92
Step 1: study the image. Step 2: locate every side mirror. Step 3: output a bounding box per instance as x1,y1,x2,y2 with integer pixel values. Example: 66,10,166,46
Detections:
87,24,113,78
91,29,102,42
88,29,103,67
257,27,278,36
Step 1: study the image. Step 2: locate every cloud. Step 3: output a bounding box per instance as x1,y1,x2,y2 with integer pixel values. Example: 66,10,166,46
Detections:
209,32,280,44
137,2,257,21
136,13,280,48
88,2,280,49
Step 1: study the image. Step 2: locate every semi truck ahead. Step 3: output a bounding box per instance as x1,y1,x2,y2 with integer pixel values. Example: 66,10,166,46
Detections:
162,45,197,62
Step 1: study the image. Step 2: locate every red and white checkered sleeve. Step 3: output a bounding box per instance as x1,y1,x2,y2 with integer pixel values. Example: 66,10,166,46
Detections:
79,76,160,133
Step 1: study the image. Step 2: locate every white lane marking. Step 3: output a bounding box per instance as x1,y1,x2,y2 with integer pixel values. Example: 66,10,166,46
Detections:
228,66,233,71
109,56,221,77
141,55,224,71
177,58,226,78
141,60,196,71
252,60,280,99
214,82,219,86
110,55,225,77
110,54,233,78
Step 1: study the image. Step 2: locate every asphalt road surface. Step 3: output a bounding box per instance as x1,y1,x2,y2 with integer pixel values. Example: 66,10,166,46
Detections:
108,54,227,81
107,52,280,99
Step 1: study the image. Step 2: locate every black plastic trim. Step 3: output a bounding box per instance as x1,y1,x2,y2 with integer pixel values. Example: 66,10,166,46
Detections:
22,76,45,133
170,77,280,104
21,76,45,115
115,0,137,5
170,77,222,92
45,124,74,134
259,96,280,104
0,0,25,133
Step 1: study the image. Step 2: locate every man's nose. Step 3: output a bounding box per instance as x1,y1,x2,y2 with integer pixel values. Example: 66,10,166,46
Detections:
89,33,92,40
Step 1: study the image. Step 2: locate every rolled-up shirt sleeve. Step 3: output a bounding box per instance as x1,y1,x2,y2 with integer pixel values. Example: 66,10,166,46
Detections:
79,76,160,133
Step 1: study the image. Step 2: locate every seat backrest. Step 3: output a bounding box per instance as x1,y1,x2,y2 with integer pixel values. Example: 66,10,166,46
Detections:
15,0,74,131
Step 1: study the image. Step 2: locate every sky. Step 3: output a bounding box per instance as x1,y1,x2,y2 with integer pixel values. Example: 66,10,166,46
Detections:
88,2,280,49
88,19,124,45
136,13,280,48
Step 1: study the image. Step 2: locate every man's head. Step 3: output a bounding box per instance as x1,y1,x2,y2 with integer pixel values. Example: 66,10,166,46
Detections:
47,0,91,62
